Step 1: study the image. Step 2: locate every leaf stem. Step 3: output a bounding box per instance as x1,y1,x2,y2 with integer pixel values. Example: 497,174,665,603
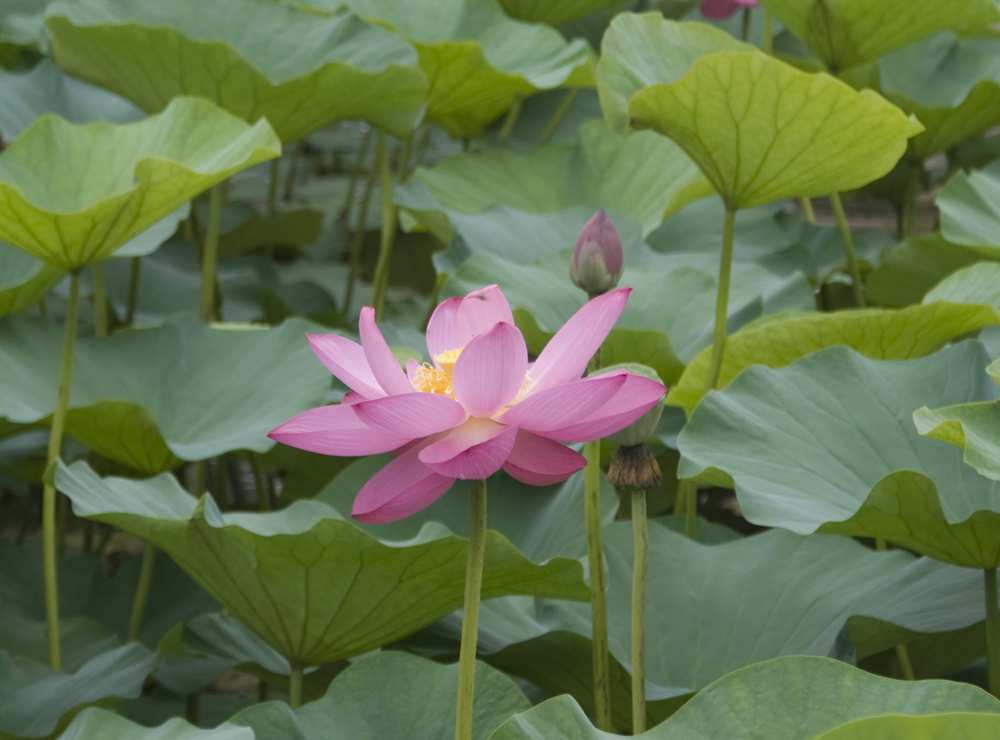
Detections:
986,567,1000,698
741,7,751,42
127,542,157,642
455,478,488,740
372,131,396,321
799,196,816,225
92,263,107,337
540,89,579,145
762,10,773,53
705,206,736,392
498,95,523,140
125,257,141,326
829,192,865,308
200,184,224,322
343,129,373,230
283,141,303,202
344,156,378,315
630,488,648,734
43,269,82,671
684,480,698,540
268,157,280,218
289,662,304,710
904,159,920,238
584,341,612,731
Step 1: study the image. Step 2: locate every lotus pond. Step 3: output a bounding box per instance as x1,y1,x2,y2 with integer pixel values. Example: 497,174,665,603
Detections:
5,0,1000,738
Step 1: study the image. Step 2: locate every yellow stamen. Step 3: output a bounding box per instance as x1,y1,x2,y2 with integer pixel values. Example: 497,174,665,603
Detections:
412,362,455,397
435,347,463,373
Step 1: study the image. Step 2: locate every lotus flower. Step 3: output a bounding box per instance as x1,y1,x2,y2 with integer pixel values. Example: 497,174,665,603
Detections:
701,0,759,19
270,285,666,523
571,209,623,294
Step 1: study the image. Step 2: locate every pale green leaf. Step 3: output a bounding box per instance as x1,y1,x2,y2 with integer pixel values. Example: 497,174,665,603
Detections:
628,50,923,209
0,315,331,472
759,0,1000,71
56,708,251,740
678,342,1000,568
45,0,427,141
496,0,616,26
232,652,529,740
0,96,279,270
596,13,752,133
0,644,159,739
879,32,1000,159
667,302,1000,415
939,160,1000,250
924,262,1000,308
56,460,589,666
341,0,594,137
409,119,709,236
813,713,1000,740
488,655,1000,740
914,401,1000,482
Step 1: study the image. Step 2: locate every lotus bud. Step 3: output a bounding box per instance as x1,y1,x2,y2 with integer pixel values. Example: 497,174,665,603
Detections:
570,209,623,295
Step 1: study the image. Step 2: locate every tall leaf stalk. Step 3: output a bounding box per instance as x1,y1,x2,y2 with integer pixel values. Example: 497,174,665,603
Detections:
372,131,397,321
455,479,488,740
42,270,83,671
830,192,866,307
631,487,648,732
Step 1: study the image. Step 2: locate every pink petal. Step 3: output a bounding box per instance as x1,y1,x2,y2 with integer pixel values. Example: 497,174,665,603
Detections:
418,418,518,479
359,307,413,396
452,322,528,418
268,404,411,456
426,297,462,362
456,285,515,346
502,430,586,486
528,288,630,394
406,358,421,385
308,334,384,400
532,375,666,443
498,371,628,431
352,442,456,523
353,392,468,438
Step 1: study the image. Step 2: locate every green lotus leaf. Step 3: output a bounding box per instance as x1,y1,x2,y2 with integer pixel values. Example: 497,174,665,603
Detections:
667,302,1000,415
0,644,159,739
0,315,331,473
408,119,708,237
627,49,923,209
56,460,589,666
878,32,1000,160
0,59,142,140
232,652,529,740
444,246,814,384
45,0,427,142
923,262,1000,309
939,160,1000,251
340,0,594,137
56,708,251,740
813,713,1000,740
759,0,1000,71
488,655,1000,740
914,401,1000,482
496,0,616,26
458,523,991,728
0,243,62,318
596,13,753,133
867,233,990,308
678,342,1000,568
0,96,279,271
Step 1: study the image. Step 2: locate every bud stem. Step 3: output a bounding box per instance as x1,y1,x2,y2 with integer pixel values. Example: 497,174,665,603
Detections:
630,487,648,734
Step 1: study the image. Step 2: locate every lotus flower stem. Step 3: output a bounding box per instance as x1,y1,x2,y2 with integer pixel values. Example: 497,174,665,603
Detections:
125,257,141,326
42,269,82,671
741,8,751,42
584,345,612,731
630,487,648,733
344,158,378,314
372,131,397,321
455,478,488,740
92,263,108,338
200,184,224,322
986,567,1000,698
289,662,304,710
499,95,523,141
540,89,579,145
127,542,157,642
829,192,866,308
343,129,374,230
762,10,773,53
799,197,816,225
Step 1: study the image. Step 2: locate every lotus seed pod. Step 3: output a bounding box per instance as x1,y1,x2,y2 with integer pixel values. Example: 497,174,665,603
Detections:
594,363,666,446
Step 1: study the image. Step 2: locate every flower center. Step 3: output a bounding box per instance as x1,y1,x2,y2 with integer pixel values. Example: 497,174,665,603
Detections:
411,348,465,397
